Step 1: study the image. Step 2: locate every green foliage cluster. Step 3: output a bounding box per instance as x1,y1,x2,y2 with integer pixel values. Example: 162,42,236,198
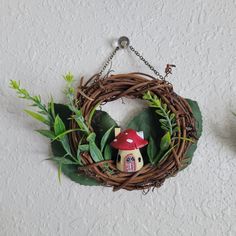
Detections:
141,91,179,165
10,73,115,185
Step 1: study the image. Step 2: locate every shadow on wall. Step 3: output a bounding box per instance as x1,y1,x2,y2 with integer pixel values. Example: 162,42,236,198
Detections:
212,112,236,154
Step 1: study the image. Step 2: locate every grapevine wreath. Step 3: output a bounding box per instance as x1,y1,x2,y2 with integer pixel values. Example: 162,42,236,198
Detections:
10,37,202,192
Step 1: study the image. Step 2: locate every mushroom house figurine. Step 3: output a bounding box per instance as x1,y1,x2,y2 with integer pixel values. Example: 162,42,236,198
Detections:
110,128,148,173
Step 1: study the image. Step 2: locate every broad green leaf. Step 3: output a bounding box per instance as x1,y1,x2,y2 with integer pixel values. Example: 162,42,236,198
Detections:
186,99,202,159
100,126,114,152
89,141,104,162
186,99,203,138
36,129,55,139
104,144,112,160
61,164,100,186
127,108,163,162
91,110,118,144
180,99,202,170
147,136,157,164
52,104,71,129
24,110,50,125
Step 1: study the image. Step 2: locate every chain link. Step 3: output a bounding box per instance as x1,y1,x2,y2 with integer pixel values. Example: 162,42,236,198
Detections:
98,46,119,76
129,45,164,80
98,43,164,80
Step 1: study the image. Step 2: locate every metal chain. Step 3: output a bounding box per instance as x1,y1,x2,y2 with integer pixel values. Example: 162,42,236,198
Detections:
129,45,164,80
98,46,119,76
98,37,164,80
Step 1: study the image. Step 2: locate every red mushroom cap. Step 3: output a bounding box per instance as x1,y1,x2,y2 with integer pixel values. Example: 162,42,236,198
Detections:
111,129,148,150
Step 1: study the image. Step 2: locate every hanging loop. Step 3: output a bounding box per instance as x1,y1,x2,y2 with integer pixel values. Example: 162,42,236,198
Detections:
118,36,130,49
98,36,169,80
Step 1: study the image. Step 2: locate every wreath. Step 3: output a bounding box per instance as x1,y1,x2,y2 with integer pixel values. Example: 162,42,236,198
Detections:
10,71,202,192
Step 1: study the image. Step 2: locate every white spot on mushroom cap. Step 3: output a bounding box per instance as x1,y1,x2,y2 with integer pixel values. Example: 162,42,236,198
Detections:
114,139,117,142
125,132,128,135
126,139,133,143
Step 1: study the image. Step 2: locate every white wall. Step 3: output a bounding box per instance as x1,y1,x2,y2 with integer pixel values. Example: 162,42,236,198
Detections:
1,1,236,235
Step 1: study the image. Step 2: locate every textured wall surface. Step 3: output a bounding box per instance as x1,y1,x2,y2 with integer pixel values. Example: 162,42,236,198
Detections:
0,1,236,235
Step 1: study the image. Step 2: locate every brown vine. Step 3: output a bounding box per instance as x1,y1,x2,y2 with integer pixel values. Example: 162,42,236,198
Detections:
70,72,197,191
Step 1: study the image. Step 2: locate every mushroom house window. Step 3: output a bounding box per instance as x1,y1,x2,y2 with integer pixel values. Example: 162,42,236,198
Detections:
138,157,141,162
117,155,121,162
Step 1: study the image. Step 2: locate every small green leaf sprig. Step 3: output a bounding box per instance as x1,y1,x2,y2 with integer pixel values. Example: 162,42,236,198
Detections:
63,74,114,164
143,91,179,165
10,73,114,181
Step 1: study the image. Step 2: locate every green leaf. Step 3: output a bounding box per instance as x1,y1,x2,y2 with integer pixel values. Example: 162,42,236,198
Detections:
155,110,164,116
54,115,66,136
162,104,167,111
127,108,163,142
62,164,100,186
104,144,112,160
51,103,100,186
53,115,72,156
91,110,118,144
49,96,55,119
100,126,114,152
54,104,71,128
86,132,96,142
52,128,82,141
24,110,50,125
147,136,157,164
170,113,175,120
160,132,171,151
157,144,178,166
180,99,202,170
127,108,163,162
48,157,77,165
186,99,203,138
89,141,104,162
58,162,62,184
88,102,101,125
79,144,89,152
36,129,55,139
73,112,89,134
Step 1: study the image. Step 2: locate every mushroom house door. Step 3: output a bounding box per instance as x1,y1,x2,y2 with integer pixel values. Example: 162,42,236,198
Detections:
124,154,136,172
